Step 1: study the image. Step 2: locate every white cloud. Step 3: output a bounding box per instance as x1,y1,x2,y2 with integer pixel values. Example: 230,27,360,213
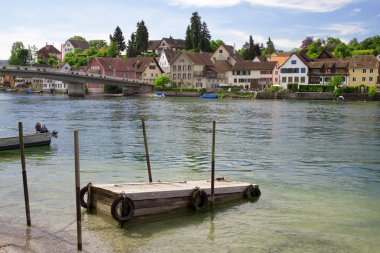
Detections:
168,0,361,12
350,8,361,16
321,23,366,36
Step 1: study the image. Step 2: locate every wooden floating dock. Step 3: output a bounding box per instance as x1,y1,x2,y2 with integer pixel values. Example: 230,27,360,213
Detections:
81,179,261,223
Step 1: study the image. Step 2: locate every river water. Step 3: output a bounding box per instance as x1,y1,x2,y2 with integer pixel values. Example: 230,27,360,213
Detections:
0,93,379,252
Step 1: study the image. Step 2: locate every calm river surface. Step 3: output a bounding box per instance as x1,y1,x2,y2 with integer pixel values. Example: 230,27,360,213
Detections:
0,93,379,252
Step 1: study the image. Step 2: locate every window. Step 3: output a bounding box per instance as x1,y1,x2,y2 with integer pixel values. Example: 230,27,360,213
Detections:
234,78,237,83
188,73,191,79
352,69,355,72
282,77,286,82
237,71,240,75
369,77,373,82
300,77,305,83
183,65,186,71
149,65,155,69
370,69,373,73
363,69,366,73
173,74,176,80
288,77,293,83
243,70,246,75
173,66,176,71
248,70,251,75
178,65,181,71
188,65,191,71
353,77,356,82
219,49,223,53
362,77,366,82
291,60,297,64
294,77,299,83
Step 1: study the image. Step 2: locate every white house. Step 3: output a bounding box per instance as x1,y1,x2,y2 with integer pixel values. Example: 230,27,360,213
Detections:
61,40,90,61
279,53,309,88
158,49,177,74
42,63,71,93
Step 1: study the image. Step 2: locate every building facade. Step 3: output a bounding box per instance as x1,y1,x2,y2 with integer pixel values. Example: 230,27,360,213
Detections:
348,55,379,87
279,53,309,87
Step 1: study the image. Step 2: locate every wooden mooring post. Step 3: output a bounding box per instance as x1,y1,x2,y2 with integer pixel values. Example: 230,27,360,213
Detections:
141,118,152,183
18,122,31,226
74,130,82,251
211,121,216,205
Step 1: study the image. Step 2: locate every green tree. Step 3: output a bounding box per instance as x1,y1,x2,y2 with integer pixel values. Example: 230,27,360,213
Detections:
240,35,259,60
127,33,137,57
324,37,342,52
8,41,27,65
300,36,314,53
135,20,149,54
330,75,344,88
89,40,107,49
307,39,323,59
153,75,171,89
199,21,211,52
348,38,359,50
210,39,224,52
185,25,192,50
107,40,117,58
112,26,126,55
334,43,352,58
266,37,275,55
47,57,58,67
190,11,202,51
69,35,85,41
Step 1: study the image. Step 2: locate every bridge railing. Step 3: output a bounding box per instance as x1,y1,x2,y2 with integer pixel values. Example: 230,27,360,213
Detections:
1,65,152,85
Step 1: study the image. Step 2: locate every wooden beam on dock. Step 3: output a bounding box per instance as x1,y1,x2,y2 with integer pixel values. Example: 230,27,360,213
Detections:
141,118,152,183
211,121,216,205
74,129,82,251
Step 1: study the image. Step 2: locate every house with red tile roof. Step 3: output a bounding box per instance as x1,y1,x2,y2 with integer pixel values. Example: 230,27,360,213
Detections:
170,51,225,89
38,45,61,60
228,61,278,90
87,56,163,93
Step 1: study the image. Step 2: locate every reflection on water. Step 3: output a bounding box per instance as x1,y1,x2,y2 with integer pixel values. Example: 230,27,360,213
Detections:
0,94,379,252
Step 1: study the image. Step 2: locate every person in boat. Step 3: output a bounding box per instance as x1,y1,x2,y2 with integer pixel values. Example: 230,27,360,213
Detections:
35,122,58,138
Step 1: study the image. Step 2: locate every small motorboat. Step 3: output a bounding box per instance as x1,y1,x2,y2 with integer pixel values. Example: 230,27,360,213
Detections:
200,94,218,99
0,123,58,151
156,92,165,97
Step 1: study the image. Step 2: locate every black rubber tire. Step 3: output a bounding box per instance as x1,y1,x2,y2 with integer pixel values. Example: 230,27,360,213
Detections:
80,185,88,209
190,189,208,210
245,185,261,199
111,196,135,223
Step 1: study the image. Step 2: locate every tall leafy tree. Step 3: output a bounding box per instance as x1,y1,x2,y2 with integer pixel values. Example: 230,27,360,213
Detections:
190,11,202,51
112,26,126,55
135,20,149,54
266,37,275,55
199,22,211,52
89,40,107,49
334,43,352,58
127,33,137,57
306,39,323,59
348,38,359,50
185,25,192,50
300,36,314,53
8,41,29,65
210,39,224,52
69,35,85,41
324,37,342,52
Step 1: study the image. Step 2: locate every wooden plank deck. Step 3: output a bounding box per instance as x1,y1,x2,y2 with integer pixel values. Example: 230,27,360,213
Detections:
83,179,261,224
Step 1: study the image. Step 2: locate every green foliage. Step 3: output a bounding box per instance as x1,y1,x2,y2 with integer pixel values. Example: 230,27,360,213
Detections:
127,33,137,57
368,86,376,97
266,37,275,55
219,85,243,91
185,12,211,52
330,75,345,88
69,35,85,41
107,41,118,58
351,50,374,55
135,20,149,54
287,83,298,92
185,26,192,50
199,21,211,52
190,11,202,51
298,85,334,92
153,75,171,89
112,26,126,55
8,41,30,65
89,40,107,49
240,35,261,60
210,39,224,52
47,57,58,67
145,51,157,57
267,85,283,93
334,43,352,58
333,88,341,97
306,39,323,59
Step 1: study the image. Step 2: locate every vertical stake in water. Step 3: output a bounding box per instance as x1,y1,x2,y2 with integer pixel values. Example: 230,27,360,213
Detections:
142,118,152,182
211,121,216,205
74,130,82,251
18,122,31,227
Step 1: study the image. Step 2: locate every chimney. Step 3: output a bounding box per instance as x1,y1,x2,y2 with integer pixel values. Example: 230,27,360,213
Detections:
233,43,236,54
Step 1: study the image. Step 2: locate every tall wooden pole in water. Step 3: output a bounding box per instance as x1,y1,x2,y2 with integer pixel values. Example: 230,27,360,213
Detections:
211,121,216,205
18,122,31,226
74,130,82,251
142,118,152,182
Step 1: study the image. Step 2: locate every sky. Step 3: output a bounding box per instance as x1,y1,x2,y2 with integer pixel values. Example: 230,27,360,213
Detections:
0,0,379,59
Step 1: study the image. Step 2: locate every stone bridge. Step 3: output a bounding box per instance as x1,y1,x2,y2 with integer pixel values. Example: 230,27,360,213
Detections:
0,65,154,96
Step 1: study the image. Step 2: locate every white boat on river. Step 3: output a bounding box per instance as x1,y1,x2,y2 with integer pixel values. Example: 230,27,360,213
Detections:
0,123,58,151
